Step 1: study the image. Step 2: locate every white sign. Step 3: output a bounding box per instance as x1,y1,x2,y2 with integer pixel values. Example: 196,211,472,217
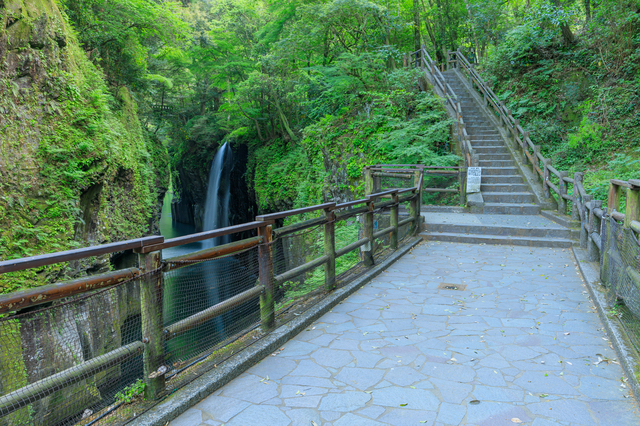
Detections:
467,167,482,193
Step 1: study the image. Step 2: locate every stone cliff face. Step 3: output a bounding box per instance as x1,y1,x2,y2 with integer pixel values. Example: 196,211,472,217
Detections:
0,0,169,291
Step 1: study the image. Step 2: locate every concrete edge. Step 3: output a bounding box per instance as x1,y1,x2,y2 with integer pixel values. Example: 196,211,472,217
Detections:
420,206,469,214
132,237,423,426
467,192,484,214
448,68,554,210
572,246,640,402
540,210,579,230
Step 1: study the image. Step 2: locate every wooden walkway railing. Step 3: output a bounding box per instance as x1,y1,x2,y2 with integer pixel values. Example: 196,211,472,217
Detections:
408,47,479,169
0,163,436,422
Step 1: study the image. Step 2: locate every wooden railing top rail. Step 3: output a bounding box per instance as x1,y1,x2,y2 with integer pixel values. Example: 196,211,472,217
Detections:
0,268,141,314
367,189,398,200
136,221,273,254
256,202,336,221
335,198,369,209
0,236,164,274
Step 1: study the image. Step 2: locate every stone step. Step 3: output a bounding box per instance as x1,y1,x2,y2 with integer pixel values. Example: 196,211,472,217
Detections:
471,139,506,146
481,183,530,193
483,203,541,215
422,222,575,240
474,147,510,154
465,125,496,130
469,135,503,141
477,154,512,161
481,167,520,176
461,114,488,120
469,131,501,137
482,192,536,204
462,117,491,123
481,175,525,184
479,160,515,168
419,232,573,248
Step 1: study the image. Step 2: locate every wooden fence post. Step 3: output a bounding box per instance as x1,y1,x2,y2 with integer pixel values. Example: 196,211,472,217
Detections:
543,159,550,199
558,171,568,215
522,131,529,160
458,170,466,206
364,167,373,196
411,170,422,234
624,184,639,228
581,195,593,249
513,119,520,148
324,208,336,291
390,192,399,250
138,250,165,400
608,181,622,213
588,199,602,261
533,145,541,182
258,224,275,331
573,172,583,221
363,200,375,266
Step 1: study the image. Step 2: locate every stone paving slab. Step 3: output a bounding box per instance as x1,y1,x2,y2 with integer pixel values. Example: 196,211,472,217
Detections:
421,212,565,229
170,241,640,425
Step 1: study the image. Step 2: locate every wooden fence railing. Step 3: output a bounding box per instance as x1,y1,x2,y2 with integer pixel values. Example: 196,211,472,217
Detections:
364,164,466,206
408,48,479,169
0,164,426,421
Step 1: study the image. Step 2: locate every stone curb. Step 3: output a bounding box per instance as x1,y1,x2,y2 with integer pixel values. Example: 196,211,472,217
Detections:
572,246,640,402
132,237,423,426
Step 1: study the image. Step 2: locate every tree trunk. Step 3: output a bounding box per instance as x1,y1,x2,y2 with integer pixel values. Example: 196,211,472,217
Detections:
420,0,439,60
553,0,575,45
463,0,481,61
413,0,421,52
585,0,591,21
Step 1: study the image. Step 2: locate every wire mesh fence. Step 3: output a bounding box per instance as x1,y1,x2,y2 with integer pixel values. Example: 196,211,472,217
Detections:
0,169,424,426
163,247,261,368
0,272,151,426
272,222,327,313
601,217,640,354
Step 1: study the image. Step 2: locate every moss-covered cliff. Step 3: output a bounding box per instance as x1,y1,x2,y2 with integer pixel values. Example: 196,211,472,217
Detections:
0,0,169,292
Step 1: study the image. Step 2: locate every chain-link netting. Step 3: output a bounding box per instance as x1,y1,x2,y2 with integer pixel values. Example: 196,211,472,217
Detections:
0,200,421,426
601,217,640,353
377,174,416,192
272,220,326,313
0,272,154,426
422,173,460,206
163,247,261,367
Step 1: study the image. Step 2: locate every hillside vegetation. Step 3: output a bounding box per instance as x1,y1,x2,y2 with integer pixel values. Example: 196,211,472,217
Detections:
1,0,638,291
479,0,640,200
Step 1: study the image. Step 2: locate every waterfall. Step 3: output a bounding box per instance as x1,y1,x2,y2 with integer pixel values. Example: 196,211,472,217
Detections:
203,142,233,246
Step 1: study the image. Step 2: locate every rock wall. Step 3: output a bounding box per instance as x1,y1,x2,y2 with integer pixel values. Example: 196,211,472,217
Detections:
0,0,169,291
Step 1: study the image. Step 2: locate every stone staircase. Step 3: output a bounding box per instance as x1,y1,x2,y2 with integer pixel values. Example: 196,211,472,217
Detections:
445,70,541,216
419,70,576,248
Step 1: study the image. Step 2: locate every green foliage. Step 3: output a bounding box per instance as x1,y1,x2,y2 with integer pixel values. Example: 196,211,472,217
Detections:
481,0,640,199
0,3,169,292
61,0,187,89
115,379,146,404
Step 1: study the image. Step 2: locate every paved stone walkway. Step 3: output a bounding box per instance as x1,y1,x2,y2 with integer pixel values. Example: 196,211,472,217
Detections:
170,241,640,426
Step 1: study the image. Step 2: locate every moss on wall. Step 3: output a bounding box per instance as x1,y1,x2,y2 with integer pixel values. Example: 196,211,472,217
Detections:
0,0,169,292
